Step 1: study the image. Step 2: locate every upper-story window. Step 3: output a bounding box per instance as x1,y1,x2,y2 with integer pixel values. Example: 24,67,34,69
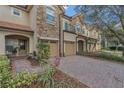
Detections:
75,23,81,32
64,21,69,30
81,28,85,34
87,30,89,36
46,6,55,23
12,7,21,17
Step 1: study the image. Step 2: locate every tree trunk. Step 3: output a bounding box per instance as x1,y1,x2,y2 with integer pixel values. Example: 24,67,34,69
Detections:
106,27,124,56
122,46,124,56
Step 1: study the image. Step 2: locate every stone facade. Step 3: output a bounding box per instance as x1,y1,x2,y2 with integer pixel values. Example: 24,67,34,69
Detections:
36,6,63,39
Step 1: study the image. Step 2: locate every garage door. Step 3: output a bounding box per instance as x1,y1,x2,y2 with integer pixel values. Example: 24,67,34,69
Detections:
50,41,59,57
65,41,76,56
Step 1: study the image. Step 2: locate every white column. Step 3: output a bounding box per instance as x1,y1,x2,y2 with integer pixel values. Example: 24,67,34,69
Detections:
77,40,79,52
29,36,33,54
0,33,5,55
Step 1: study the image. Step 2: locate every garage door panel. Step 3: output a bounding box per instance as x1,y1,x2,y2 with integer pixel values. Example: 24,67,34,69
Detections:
65,41,76,56
50,41,59,57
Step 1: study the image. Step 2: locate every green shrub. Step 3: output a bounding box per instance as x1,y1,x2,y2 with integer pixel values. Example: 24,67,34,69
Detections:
37,42,50,61
0,56,38,88
99,52,124,62
37,42,50,66
13,71,37,87
37,67,56,87
0,56,12,88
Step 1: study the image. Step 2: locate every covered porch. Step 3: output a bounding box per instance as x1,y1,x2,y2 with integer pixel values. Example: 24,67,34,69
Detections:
5,35,29,56
0,29,34,56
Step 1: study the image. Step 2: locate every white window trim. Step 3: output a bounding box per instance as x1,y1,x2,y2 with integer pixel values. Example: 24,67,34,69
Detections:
39,36,59,41
11,7,21,17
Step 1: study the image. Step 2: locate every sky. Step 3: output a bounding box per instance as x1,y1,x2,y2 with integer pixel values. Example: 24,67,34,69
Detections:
64,5,77,17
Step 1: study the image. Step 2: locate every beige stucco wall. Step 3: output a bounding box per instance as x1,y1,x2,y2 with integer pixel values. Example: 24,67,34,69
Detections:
0,31,5,55
0,5,30,26
0,30,34,55
64,32,76,42
96,43,101,51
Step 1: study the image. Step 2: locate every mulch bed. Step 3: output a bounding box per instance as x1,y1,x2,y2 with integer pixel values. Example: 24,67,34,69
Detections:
27,57,40,66
52,70,88,88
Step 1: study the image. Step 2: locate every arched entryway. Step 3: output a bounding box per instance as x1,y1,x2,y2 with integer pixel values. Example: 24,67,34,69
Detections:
78,40,84,53
5,35,29,56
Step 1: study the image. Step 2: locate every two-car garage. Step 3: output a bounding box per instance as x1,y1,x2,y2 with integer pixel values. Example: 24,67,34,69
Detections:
39,31,77,57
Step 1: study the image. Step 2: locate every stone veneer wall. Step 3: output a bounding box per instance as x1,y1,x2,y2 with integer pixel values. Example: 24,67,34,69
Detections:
36,6,62,39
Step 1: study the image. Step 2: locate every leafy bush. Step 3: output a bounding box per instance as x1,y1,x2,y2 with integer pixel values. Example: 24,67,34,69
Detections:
0,56,12,88
37,42,50,61
99,52,124,62
118,47,123,51
0,56,38,88
37,42,50,66
109,46,116,50
13,71,37,87
37,67,56,87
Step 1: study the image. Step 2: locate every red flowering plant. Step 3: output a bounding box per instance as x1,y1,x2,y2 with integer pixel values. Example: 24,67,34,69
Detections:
50,56,61,67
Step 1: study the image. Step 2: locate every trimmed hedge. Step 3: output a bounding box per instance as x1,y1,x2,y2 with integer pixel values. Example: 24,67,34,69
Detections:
99,52,124,62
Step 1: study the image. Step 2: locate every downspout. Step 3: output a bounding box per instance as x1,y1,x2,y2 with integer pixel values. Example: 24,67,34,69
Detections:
76,36,78,54
86,38,88,52
62,24,65,56
59,13,63,57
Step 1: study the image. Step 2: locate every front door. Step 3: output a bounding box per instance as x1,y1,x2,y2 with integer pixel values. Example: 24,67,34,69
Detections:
78,40,84,53
18,39,28,56
5,39,28,56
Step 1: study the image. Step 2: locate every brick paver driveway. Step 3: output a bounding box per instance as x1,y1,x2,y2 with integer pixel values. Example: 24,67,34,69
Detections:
12,58,43,73
58,56,124,88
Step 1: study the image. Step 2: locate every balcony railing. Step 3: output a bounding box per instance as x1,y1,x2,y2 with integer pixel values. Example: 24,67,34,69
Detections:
63,24,98,40
63,24,76,33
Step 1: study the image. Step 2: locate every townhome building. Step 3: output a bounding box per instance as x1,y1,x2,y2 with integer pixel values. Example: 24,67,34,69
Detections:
0,5,101,57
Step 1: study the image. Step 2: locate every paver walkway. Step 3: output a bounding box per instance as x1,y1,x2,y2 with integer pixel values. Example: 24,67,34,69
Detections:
58,56,124,88
12,58,43,73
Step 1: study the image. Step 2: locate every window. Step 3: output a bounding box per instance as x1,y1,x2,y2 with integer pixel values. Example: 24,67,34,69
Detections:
76,23,81,32
81,28,85,34
12,8,21,16
19,40,26,50
46,6,55,23
64,21,69,30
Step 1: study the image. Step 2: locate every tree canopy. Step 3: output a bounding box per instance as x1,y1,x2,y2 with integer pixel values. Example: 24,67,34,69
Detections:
75,6,124,55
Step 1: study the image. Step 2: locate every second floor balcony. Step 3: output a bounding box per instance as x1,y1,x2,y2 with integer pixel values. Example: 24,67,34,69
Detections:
63,24,76,33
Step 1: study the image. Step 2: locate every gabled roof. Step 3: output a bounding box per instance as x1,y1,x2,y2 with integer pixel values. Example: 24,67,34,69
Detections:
62,14,72,21
12,5,64,13
10,5,33,12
